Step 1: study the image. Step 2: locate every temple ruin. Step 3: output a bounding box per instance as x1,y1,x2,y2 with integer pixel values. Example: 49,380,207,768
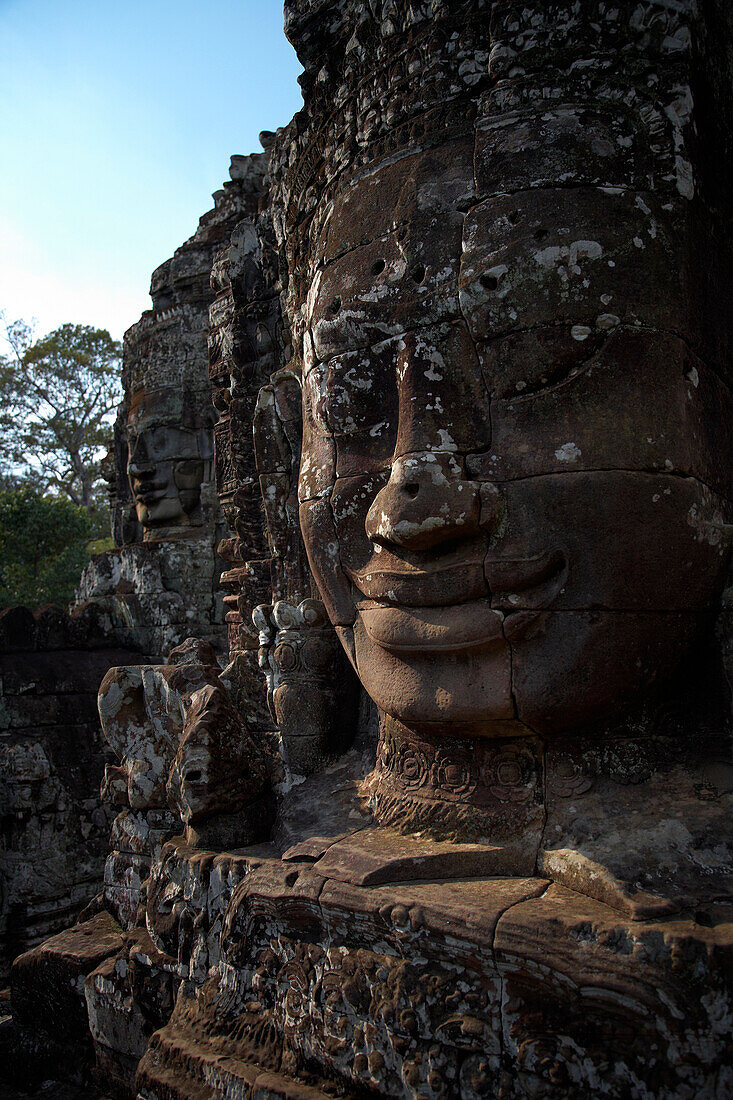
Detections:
2,2,732,1098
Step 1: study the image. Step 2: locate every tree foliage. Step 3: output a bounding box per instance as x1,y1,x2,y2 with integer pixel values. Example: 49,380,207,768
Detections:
0,316,122,512
0,488,99,610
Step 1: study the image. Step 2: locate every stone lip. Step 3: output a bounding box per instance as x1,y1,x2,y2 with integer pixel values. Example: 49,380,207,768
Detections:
359,599,505,652
487,547,568,610
351,553,488,606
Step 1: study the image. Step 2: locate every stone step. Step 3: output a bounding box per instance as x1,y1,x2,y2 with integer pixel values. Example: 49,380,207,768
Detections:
136,1023,334,1100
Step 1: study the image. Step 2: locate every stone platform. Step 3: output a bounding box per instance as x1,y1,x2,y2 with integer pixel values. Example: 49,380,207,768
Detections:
132,838,731,1100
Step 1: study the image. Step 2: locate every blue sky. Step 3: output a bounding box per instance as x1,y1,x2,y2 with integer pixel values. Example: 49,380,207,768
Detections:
0,0,303,341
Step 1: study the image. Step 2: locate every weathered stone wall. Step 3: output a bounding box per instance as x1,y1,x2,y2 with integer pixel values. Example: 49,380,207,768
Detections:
1,161,255,988
209,138,363,774
0,605,143,982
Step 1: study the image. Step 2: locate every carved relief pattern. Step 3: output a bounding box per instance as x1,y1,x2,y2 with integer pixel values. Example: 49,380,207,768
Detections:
253,598,356,775
215,881,504,1098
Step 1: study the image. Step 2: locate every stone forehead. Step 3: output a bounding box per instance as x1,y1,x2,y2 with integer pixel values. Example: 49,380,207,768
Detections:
127,386,214,431
273,0,698,303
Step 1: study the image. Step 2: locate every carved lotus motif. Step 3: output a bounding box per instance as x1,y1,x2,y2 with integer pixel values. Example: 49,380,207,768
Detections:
392,744,430,791
432,751,477,798
552,753,595,799
483,746,538,803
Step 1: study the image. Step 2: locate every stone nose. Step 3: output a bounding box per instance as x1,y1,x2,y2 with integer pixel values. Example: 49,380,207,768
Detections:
128,460,154,477
127,437,152,476
365,453,482,552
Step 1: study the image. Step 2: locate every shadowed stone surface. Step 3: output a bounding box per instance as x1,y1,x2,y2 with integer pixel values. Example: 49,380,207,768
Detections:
0,606,142,983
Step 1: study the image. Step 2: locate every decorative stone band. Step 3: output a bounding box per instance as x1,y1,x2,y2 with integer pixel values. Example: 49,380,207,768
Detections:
363,715,546,844
253,598,352,776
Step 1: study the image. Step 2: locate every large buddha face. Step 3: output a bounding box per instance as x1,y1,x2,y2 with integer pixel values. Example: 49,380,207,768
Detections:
127,388,211,536
298,140,730,738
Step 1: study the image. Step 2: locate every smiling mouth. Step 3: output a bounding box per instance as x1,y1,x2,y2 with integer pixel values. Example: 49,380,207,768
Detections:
353,555,488,606
133,482,167,503
486,548,568,611
353,548,567,608
354,549,567,653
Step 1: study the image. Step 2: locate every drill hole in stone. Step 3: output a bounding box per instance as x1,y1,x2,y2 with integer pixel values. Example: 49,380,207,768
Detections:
329,296,341,313
480,273,500,291
508,209,521,224
534,227,549,242
411,263,426,283
404,482,420,499
371,258,386,276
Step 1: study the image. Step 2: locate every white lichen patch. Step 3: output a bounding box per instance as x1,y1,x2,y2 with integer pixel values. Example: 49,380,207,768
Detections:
555,442,582,462
437,429,458,451
533,240,604,271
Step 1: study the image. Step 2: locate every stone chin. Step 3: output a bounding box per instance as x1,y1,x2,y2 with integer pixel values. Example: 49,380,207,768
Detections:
134,497,187,528
349,605,520,738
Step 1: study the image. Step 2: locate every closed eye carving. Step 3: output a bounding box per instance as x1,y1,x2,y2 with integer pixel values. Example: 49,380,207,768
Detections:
478,326,617,403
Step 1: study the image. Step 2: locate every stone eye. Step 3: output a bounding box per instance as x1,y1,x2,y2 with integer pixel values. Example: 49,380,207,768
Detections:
480,273,500,291
411,263,426,283
329,296,341,314
371,258,385,276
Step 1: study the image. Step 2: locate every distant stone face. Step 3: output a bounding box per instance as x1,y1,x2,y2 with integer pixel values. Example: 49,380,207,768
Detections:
126,388,213,539
75,166,256,656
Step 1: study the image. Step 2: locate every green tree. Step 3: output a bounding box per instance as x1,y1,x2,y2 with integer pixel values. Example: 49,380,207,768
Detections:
0,488,98,610
0,316,122,513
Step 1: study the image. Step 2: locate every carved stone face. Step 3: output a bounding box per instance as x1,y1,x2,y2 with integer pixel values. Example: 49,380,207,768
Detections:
127,389,210,536
298,143,730,738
